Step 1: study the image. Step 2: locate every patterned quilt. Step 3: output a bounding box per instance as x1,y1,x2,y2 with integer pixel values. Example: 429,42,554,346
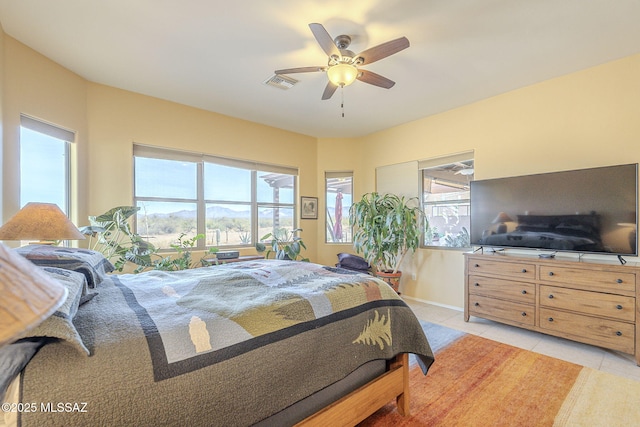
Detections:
15,245,114,288
19,260,433,426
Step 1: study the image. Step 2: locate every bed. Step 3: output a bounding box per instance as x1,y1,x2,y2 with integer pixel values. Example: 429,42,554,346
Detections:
1,246,434,427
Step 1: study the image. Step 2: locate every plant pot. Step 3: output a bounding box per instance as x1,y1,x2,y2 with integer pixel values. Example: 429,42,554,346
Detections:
375,270,402,294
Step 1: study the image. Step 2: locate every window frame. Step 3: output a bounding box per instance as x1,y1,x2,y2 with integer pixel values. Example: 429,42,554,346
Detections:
19,114,75,215
133,144,298,251
325,171,353,244
419,152,474,250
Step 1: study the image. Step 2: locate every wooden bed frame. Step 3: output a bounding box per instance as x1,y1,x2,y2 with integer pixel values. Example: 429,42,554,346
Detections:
297,353,410,426
0,354,410,427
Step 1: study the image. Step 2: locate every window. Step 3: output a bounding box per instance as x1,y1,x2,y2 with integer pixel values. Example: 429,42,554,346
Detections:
325,172,353,243
134,155,199,248
19,115,74,214
133,145,297,250
420,153,474,248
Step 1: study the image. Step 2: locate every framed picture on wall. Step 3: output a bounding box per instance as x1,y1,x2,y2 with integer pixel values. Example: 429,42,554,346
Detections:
301,196,318,219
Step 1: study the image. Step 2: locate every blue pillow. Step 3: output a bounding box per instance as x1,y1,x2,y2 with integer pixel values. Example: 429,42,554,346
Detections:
336,253,370,271
15,245,114,288
21,267,91,355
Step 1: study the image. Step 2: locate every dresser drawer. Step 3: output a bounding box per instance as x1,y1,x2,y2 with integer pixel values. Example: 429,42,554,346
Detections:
539,265,636,294
468,275,535,303
540,308,635,354
539,285,635,322
468,259,536,281
468,294,535,326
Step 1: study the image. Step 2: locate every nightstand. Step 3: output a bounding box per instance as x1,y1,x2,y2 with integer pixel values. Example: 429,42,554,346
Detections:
202,255,264,266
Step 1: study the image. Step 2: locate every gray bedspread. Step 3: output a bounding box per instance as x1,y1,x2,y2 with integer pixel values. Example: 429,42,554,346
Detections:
18,260,433,426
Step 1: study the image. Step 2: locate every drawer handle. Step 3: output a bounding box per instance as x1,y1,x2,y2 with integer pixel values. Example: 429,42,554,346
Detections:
616,331,623,337
474,283,480,287
475,264,480,268
548,317,554,322
616,278,623,284
521,269,527,273
521,312,527,317
548,271,554,276
548,294,554,299
521,290,527,295
616,305,623,310
474,302,480,307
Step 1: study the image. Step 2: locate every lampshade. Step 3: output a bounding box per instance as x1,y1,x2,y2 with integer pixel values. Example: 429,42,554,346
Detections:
492,212,513,224
0,242,67,346
0,202,85,243
327,63,358,87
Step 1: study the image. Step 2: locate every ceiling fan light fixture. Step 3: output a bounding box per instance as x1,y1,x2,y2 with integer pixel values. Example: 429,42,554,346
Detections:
277,24,408,99
327,63,358,87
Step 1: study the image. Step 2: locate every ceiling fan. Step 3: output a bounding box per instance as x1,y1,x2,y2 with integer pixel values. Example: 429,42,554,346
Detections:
275,23,410,100
453,162,475,176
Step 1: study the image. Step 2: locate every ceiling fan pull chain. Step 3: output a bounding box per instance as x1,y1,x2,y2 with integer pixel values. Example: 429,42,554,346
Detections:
341,86,345,118
275,24,409,103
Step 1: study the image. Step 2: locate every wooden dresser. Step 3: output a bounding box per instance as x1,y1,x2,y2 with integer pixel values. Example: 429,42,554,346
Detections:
464,252,640,365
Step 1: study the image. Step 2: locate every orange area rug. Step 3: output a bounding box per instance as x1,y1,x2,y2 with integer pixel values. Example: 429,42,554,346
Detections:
360,332,640,426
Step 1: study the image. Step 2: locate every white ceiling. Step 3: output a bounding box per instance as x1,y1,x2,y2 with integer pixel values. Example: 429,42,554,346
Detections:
1,0,639,138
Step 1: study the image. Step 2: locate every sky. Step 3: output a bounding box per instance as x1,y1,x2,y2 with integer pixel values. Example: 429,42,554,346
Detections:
134,157,294,215
20,127,350,220
20,127,67,212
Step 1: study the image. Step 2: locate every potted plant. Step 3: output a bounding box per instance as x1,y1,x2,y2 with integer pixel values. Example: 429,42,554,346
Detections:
80,206,217,272
80,206,157,273
349,192,422,293
256,227,309,261
152,233,219,271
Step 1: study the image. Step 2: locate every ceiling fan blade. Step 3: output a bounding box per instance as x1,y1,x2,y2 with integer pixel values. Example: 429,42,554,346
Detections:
356,36,409,65
309,23,340,58
321,82,338,100
275,66,326,74
357,69,396,89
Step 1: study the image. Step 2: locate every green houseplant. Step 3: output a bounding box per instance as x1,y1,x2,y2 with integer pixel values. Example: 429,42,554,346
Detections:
152,233,219,271
256,227,309,261
80,206,157,273
80,206,217,272
349,192,422,292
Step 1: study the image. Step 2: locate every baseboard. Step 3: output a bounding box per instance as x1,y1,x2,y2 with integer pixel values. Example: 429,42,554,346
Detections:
401,295,463,312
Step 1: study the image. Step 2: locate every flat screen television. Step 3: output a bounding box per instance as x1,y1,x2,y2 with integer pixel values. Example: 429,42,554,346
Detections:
470,164,638,256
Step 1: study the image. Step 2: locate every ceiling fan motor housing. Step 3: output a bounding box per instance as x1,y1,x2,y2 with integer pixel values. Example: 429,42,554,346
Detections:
334,34,351,50
273,23,409,100
330,50,356,65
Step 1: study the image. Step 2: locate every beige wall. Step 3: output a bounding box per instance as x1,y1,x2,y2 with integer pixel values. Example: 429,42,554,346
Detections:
314,137,365,265
331,54,640,308
2,36,89,228
1,35,318,259
3,27,640,310
85,83,318,258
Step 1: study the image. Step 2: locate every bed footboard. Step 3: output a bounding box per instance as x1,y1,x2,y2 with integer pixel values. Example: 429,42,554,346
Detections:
296,353,410,426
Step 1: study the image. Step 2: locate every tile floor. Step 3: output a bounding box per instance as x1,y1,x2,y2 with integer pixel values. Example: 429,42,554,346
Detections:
405,298,640,382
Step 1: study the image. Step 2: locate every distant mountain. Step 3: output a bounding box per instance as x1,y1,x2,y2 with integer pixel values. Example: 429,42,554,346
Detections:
143,205,293,219
144,206,246,219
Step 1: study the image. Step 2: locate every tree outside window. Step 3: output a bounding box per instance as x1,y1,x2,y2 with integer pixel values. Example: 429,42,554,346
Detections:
325,172,353,243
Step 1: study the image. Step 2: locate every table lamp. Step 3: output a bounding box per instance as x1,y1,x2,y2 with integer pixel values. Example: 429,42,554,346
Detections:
0,202,85,245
